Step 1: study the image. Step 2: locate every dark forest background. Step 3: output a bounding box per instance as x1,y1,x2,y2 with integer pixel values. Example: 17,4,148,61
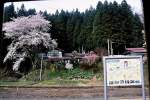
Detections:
1,0,144,69
3,0,144,54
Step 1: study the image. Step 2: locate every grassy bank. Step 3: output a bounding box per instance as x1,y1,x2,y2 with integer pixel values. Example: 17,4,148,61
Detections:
0,62,149,87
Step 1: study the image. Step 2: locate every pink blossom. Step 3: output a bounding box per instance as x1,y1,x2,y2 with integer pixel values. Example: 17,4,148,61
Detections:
3,14,57,71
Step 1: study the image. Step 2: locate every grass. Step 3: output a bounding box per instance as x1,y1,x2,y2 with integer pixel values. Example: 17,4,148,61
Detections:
0,78,101,87
0,65,102,87
34,79,81,86
1,62,148,87
0,80,36,86
20,67,101,81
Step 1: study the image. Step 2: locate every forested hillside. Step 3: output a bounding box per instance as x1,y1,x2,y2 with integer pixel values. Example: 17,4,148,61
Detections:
3,0,143,55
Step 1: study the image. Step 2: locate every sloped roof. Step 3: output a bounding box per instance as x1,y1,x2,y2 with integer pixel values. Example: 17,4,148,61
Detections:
126,48,147,53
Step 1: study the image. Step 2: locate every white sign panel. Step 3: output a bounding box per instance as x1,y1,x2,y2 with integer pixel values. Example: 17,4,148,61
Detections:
104,56,142,86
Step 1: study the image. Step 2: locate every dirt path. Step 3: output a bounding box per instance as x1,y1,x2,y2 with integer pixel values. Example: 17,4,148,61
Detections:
1,96,150,100
0,86,149,100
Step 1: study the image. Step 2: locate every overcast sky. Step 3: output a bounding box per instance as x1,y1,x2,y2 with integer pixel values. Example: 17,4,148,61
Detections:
4,0,143,14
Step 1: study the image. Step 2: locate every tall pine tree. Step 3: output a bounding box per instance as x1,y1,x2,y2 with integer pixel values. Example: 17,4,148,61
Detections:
3,3,16,22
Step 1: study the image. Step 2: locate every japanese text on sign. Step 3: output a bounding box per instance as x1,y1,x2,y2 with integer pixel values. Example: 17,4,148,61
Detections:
106,58,142,86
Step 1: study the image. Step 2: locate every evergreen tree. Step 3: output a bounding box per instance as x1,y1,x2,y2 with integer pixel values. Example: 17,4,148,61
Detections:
3,0,143,54
93,1,108,48
27,8,36,16
52,10,70,52
79,7,96,51
3,3,16,22
72,12,83,50
131,13,144,47
117,0,134,47
66,9,83,51
17,4,28,17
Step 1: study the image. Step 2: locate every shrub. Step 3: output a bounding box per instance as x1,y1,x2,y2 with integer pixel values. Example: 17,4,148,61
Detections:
61,68,94,80
80,61,103,73
21,69,40,81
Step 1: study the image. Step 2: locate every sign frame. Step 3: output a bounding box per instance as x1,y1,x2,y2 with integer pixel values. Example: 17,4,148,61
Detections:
103,55,145,100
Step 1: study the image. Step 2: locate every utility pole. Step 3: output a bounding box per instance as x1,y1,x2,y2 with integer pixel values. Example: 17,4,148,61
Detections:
142,30,146,48
107,39,114,55
107,39,110,55
110,40,113,55
40,53,43,81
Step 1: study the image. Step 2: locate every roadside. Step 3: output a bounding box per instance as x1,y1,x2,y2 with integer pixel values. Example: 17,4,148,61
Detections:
0,96,150,100
0,86,149,100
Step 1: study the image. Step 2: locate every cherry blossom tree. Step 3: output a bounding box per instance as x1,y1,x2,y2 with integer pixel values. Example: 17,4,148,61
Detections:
3,14,57,71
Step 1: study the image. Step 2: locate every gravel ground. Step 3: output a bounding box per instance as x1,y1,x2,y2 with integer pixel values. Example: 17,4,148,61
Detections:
1,96,150,100
0,86,149,100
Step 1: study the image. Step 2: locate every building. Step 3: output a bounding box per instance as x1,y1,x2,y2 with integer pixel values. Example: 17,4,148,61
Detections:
125,48,147,56
38,48,63,60
47,50,62,58
124,48,147,63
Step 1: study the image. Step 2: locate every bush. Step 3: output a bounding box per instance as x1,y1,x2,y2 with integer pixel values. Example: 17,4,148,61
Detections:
21,69,40,81
20,61,103,81
80,62,103,73
42,67,95,80
60,68,94,80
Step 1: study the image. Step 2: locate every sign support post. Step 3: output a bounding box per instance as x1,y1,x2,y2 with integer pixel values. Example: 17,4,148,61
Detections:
40,53,43,81
103,57,108,100
140,56,146,100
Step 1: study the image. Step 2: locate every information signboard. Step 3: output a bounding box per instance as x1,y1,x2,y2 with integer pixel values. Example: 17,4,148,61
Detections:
103,55,145,100
106,58,142,86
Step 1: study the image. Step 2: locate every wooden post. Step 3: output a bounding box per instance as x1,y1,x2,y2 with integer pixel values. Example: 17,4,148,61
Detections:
107,39,110,55
110,40,114,55
40,54,43,81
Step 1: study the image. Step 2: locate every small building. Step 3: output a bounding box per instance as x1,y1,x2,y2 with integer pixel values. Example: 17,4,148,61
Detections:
124,48,147,63
47,50,62,58
38,48,63,60
125,48,147,56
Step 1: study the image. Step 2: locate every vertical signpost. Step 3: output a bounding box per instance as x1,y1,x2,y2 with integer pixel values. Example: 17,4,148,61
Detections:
40,53,43,81
103,55,145,100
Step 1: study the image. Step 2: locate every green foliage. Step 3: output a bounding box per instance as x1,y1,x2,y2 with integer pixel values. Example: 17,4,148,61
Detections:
40,60,103,80
3,3,16,22
27,8,36,16
80,62,103,73
4,1,144,53
21,69,41,81
0,80,36,86
20,66,97,81
17,4,28,17
130,13,144,47
60,68,95,79
46,0,144,53
2,1,144,74
79,8,96,50
39,79,79,86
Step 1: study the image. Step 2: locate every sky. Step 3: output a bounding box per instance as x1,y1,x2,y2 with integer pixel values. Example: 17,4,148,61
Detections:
4,0,143,14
